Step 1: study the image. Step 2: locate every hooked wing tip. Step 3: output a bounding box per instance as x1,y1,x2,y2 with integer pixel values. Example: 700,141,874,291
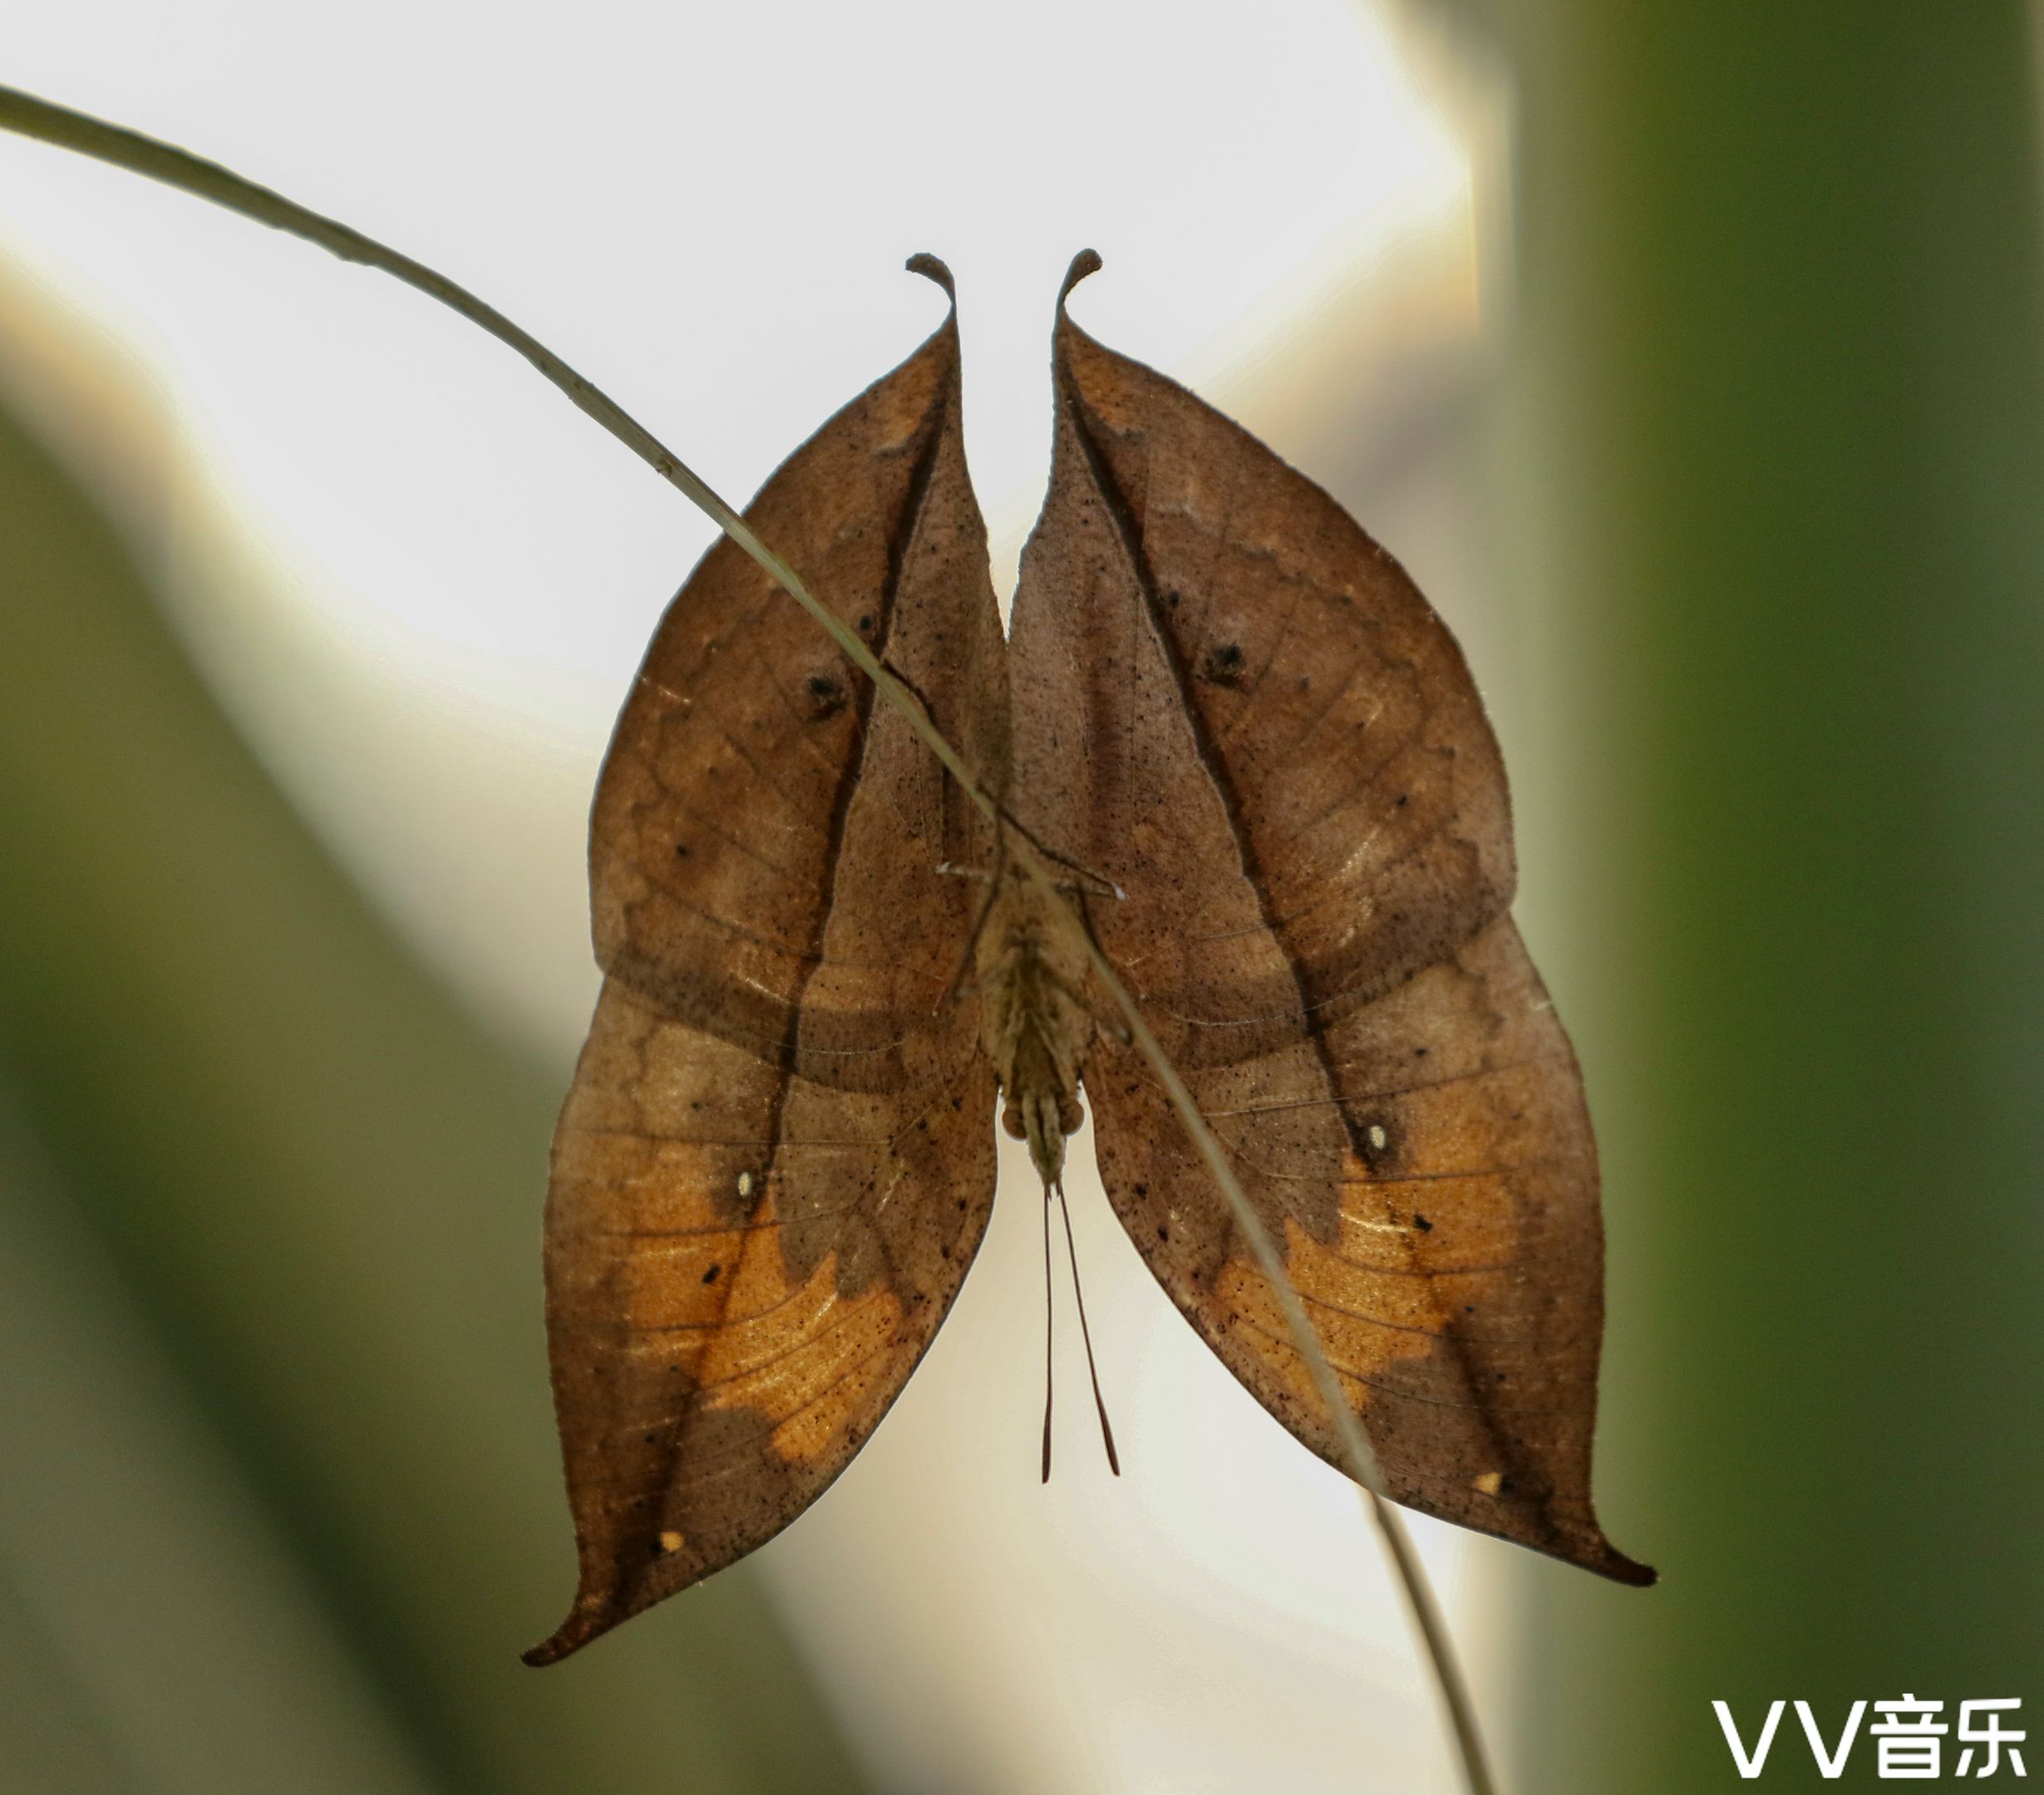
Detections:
1059,248,1104,308
1576,1531,1658,1589
521,1623,589,1669
904,252,958,306
1610,1550,1659,1589
521,1635,574,1669
521,1597,617,1668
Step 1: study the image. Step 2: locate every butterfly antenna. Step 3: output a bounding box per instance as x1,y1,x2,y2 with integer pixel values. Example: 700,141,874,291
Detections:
1041,1183,1056,1484
1056,1179,1121,1476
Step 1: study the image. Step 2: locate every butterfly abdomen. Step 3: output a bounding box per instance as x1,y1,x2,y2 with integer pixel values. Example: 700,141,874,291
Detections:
978,878,1094,1186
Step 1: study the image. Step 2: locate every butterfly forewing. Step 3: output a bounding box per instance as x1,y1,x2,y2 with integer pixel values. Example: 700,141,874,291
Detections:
1010,269,1515,1058
588,274,1005,1081
1007,262,1649,1584
529,272,1008,1664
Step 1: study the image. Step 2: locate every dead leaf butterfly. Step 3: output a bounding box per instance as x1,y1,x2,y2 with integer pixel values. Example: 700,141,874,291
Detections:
526,252,1651,1665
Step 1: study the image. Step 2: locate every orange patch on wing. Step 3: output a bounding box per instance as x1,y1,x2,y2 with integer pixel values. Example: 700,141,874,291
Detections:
556,1127,753,1215
576,1147,763,1339
1214,1212,1451,1421
687,1185,907,1467
766,1339,900,1462
579,1166,909,1467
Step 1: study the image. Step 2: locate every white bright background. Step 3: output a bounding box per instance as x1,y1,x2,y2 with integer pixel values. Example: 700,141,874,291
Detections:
0,2,1522,1789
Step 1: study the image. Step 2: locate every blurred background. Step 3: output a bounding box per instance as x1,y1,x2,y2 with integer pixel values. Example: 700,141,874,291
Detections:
0,3,2037,1791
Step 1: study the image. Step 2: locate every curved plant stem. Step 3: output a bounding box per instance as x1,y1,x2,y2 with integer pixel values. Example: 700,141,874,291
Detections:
0,81,1496,1795
1369,1495,1497,1795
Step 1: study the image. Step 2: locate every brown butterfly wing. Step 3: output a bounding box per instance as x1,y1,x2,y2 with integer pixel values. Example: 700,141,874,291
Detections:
1007,259,1649,1583
529,274,1008,1664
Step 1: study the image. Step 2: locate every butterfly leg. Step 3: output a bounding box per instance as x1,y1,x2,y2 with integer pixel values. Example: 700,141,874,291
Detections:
933,835,1012,1010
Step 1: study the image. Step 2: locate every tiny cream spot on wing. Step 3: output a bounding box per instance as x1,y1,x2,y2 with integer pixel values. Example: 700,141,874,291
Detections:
636,673,689,708
1471,1472,1503,1497
1367,1124,1388,1151
658,1530,684,1552
737,1171,754,1199
1335,826,1384,882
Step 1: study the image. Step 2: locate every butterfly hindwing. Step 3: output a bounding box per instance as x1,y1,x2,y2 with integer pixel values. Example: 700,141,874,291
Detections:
1081,920,1648,1580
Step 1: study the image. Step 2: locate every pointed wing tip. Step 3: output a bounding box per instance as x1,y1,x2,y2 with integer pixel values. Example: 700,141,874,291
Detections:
1498,1502,1656,1590
520,1629,584,1669
1579,1535,1657,1589
1607,1550,1659,1589
1059,249,1104,308
520,1598,618,1668
905,252,958,307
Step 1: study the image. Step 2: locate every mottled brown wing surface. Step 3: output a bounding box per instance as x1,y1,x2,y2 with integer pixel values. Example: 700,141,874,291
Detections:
529,265,1007,1664
1007,256,1649,1583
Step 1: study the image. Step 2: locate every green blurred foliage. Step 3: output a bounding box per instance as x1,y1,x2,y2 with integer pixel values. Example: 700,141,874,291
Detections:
1495,4,2044,1788
0,370,868,1791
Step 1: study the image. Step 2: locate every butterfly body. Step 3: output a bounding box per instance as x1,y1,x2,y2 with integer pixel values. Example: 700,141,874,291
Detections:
526,254,1648,1667
978,870,1095,1186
